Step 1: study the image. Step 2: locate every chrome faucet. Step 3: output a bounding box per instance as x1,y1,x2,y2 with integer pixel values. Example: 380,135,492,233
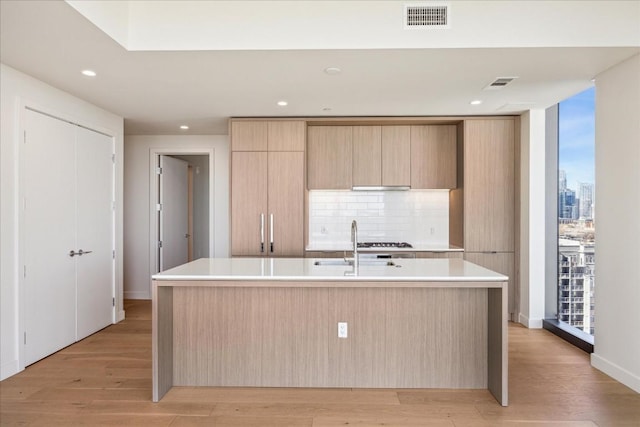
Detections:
351,219,359,273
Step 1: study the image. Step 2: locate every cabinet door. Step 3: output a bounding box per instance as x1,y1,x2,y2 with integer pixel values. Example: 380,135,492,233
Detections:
231,152,268,255
352,126,382,186
464,119,515,252
231,121,268,151
268,152,304,256
268,121,305,151
464,252,515,315
381,126,411,186
410,125,457,189
416,252,463,259
307,126,353,189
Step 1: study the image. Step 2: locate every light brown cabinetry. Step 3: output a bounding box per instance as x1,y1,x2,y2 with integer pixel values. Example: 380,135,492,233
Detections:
267,152,304,256
305,251,348,258
352,126,411,187
416,252,463,259
307,126,353,189
382,126,411,186
410,125,457,189
231,120,305,256
462,118,516,314
231,152,268,256
231,121,305,152
352,126,382,186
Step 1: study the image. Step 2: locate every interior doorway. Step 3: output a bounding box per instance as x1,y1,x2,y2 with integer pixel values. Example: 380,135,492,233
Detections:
150,151,213,275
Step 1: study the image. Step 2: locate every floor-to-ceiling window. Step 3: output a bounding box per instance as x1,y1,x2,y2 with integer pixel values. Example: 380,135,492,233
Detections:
557,87,596,336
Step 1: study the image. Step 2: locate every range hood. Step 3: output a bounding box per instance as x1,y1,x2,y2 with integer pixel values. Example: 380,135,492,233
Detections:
352,186,411,191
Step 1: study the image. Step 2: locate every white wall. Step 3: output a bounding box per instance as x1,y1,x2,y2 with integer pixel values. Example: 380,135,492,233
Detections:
518,109,547,328
69,1,640,51
124,135,229,299
591,54,640,393
0,64,124,380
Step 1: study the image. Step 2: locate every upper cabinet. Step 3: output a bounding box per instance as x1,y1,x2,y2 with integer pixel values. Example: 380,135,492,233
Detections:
309,125,412,190
381,126,411,186
410,125,457,189
352,125,411,187
307,126,353,189
231,121,305,152
352,126,382,186
267,121,306,151
231,121,268,151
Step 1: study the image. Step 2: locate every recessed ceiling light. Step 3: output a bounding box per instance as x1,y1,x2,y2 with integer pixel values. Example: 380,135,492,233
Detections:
277,100,288,107
470,100,483,105
81,69,97,77
179,125,189,130
324,67,341,75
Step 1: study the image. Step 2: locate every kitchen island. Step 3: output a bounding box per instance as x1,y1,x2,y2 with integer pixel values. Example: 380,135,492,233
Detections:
151,258,508,405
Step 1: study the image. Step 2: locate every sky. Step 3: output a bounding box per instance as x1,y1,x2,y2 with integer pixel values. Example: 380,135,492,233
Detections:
558,87,595,193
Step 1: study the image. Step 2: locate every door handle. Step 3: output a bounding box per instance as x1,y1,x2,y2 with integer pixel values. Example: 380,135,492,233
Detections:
69,249,92,257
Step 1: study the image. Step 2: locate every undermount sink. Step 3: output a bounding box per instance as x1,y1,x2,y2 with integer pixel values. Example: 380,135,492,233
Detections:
314,260,396,267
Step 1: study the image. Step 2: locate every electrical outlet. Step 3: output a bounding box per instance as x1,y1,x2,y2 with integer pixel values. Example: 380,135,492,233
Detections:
338,322,348,338
430,227,435,235
321,226,328,235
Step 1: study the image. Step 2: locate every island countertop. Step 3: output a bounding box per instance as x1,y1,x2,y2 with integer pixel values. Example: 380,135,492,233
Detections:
151,257,507,283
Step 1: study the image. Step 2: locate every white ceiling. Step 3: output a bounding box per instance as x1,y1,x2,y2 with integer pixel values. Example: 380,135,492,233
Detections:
1,0,639,135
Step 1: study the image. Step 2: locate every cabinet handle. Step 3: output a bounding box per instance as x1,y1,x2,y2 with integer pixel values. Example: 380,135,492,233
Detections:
260,213,265,253
270,214,274,253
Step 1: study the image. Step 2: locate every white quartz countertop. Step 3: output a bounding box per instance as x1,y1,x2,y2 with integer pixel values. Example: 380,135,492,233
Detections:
305,243,464,252
152,258,507,282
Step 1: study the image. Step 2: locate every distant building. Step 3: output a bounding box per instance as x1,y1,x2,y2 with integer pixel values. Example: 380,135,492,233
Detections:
579,183,594,220
558,188,577,220
559,170,567,191
558,238,595,334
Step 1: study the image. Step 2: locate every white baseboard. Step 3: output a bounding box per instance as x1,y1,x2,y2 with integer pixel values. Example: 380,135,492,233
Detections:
518,313,543,329
124,291,150,300
1,359,21,381
591,353,640,393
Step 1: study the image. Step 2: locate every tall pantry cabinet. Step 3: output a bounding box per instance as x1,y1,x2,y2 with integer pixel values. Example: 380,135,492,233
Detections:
461,118,517,316
230,120,305,257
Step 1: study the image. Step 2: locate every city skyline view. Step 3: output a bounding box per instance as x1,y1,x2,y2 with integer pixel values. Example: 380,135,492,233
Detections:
557,87,596,336
558,87,595,191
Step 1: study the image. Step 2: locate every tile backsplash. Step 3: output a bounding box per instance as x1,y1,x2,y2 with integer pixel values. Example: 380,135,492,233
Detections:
308,190,449,246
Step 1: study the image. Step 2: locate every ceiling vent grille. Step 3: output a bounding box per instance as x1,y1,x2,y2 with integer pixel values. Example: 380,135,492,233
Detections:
484,77,519,90
404,4,450,29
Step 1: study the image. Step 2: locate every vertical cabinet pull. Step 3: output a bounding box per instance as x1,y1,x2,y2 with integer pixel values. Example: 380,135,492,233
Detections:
260,213,265,253
270,214,274,253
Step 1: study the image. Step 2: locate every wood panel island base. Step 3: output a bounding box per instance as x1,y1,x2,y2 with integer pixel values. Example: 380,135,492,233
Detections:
152,258,508,405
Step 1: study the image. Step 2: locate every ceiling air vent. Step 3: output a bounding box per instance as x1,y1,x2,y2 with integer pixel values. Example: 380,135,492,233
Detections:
404,3,450,29
484,77,519,90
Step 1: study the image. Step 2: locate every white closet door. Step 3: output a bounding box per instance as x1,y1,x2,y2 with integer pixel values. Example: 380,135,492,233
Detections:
75,126,114,340
24,109,77,365
159,156,189,271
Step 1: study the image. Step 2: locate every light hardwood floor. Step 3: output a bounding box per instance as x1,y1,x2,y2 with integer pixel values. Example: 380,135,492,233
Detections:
1,300,638,426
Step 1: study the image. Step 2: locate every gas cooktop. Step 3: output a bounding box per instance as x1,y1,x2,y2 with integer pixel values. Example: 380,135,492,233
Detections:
357,242,413,249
